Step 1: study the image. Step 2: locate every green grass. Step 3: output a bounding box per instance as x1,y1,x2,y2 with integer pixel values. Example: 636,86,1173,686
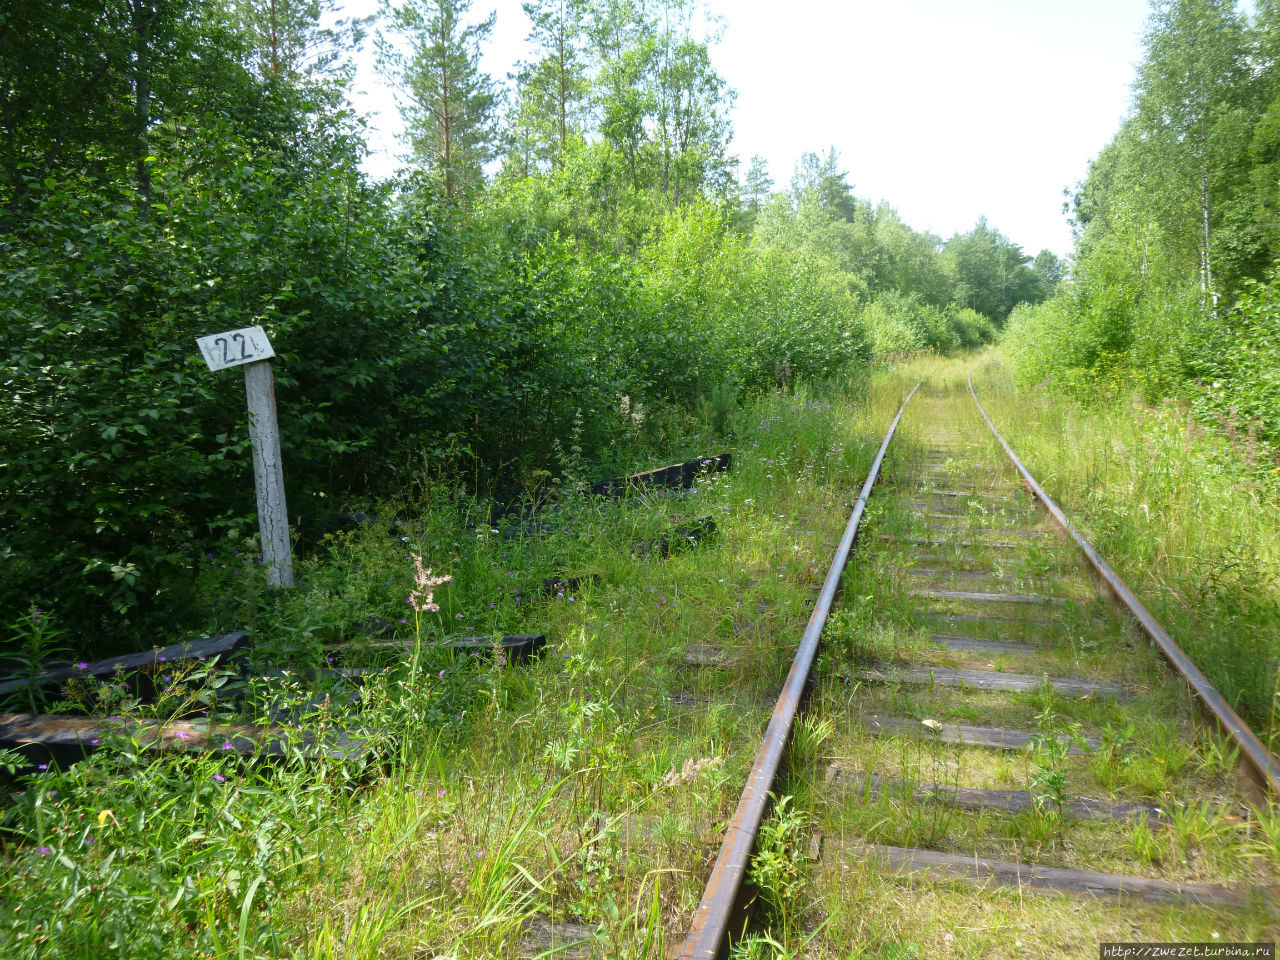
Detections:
5,352,1278,958
0,380,897,958
770,353,1280,959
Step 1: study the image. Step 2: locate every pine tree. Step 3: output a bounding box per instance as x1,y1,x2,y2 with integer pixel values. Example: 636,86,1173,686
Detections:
380,0,499,200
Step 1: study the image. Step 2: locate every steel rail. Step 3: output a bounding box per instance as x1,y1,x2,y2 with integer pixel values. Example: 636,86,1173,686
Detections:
679,382,921,960
968,374,1280,796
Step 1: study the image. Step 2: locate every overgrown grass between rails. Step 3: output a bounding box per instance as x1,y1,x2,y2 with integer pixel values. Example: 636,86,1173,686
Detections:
0,381,894,958
959,350,1280,738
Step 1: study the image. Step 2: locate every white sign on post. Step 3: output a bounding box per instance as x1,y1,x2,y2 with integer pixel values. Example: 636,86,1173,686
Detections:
197,325,294,588
196,325,276,372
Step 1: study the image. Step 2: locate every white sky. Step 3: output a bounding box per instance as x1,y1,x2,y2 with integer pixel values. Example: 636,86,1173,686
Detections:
344,0,1155,257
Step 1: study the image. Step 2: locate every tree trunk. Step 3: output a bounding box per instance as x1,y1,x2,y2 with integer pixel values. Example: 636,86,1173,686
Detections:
131,0,153,214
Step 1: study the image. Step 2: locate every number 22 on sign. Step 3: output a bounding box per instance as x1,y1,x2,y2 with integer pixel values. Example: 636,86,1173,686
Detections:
196,325,275,371
195,325,294,588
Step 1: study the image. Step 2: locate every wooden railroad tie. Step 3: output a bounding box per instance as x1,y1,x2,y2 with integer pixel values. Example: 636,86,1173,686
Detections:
824,767,1167,824
859,714,1100,753
908,587,1067,606
0,712,368,762
835,841,1245,906
859,665,1129,699
0,630,250,698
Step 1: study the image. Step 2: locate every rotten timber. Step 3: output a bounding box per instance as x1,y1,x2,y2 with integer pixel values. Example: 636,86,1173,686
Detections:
841,842,1244,906
0,631,250,698
825,767,1165,824
859,665,1129,699
860,714,1100,753
0,711,368,762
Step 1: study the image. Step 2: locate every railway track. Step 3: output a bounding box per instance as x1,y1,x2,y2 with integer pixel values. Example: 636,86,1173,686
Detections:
681,377,1279,958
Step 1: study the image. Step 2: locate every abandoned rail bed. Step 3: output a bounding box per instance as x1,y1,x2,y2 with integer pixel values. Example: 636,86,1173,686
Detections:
680,377,1279,958
5,376,1278,957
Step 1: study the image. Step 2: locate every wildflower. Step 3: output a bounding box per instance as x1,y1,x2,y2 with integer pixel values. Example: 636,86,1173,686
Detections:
221,742,233,750
407,553,451,614
475,848,486,858
213,774,226,783
438,670,445,680
37,763,47,771
36,847,51,856
438,788,446,797
89,738,100,745
175,731,190,740
76,662,89,670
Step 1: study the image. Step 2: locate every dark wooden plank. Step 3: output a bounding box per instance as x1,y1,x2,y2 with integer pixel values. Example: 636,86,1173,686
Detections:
920,524,1050,539
859,665,1128,699
542,574,601,597
0,631,250,697
906,568,1047,586
825,767,1164,824
928,635,1040,655
841,842,1244,906
683,644,730,667
590,453,731,498
324,633,547,663
909,588,1066,606
436,634,546,662
879,535,1027,549
860,714,1100,753
632,516,717,558
0,712,367,761
921,489,1008,498
913,610,1058,628
520,919,597,960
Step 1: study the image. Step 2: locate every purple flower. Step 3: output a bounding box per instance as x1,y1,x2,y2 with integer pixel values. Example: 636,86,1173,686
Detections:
76,662,89,670
475,848,486,858
175,731,190,740
158,655,167,663
85,837,94,845
221,742,233,750
37,763,47,771
213,774,225,783
36,846,51,856
89,738,100,745
438,788,446,797
438,670,445,679
399,618,407,623
232,569,239,575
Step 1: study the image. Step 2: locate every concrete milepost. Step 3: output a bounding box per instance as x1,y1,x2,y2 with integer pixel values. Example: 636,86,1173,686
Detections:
195,325,294,588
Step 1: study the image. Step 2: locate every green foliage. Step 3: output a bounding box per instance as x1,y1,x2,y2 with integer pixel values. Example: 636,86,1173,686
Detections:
748,794,808,923
379,0,500,201
1016,0,1280,449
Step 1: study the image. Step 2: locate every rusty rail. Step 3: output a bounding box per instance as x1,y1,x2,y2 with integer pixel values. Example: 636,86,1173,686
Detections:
968,374,1280,796
678,382,921,960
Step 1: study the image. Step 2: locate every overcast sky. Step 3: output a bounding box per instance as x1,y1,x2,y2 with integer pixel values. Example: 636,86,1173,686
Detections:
344,0,1155,257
